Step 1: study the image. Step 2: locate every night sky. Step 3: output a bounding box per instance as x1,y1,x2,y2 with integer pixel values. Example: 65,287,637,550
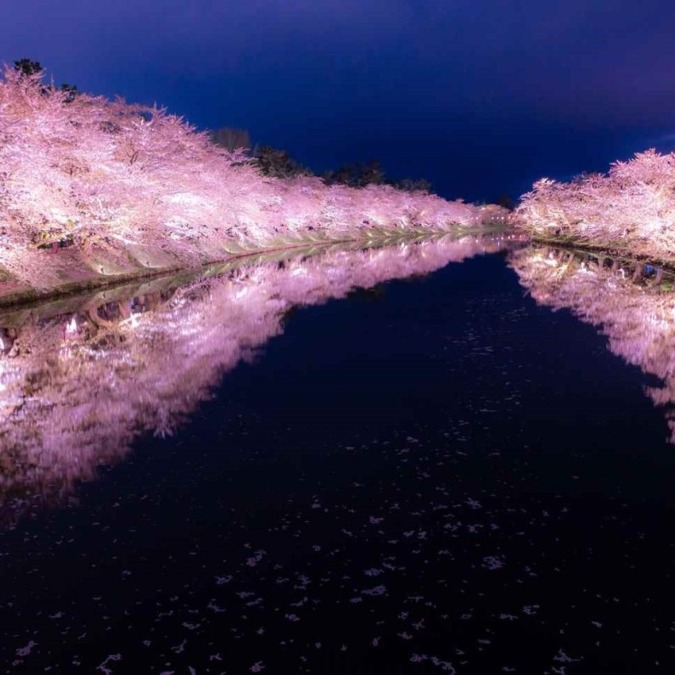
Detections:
3,0,675,202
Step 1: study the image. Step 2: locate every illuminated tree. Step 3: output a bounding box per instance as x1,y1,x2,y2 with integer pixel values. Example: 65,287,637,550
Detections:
516,149,675,259
0,64,495,292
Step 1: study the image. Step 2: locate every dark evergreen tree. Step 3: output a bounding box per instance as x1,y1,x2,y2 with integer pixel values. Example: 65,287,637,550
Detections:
253,146,310,178
13,58,43,77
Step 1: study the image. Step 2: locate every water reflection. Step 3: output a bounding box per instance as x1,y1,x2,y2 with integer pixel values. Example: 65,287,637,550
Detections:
510,245,675,442
0,235,517,525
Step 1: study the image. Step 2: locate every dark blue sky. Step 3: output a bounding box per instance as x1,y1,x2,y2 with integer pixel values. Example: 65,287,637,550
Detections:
3,0,674,202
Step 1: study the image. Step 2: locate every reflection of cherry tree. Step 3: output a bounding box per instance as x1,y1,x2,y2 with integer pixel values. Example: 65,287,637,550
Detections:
516,150,675,258
510,246,675,441
0,235,511,525
0,67,495,291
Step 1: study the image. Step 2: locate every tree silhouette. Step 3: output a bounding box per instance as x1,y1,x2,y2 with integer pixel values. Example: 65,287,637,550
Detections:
13,58,43,77
253,145,310,178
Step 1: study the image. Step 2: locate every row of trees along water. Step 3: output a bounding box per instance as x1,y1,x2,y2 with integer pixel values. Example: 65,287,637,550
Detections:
515,149,675,260
0,60,504,294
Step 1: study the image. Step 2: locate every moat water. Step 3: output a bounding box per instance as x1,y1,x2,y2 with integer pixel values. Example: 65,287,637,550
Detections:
1,235,674,673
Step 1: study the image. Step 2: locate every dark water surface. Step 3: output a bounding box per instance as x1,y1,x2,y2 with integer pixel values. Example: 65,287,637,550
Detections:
1,238,675,673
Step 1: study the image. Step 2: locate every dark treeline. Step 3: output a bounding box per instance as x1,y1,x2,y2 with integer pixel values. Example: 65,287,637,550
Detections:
255,146,432,193
211,127,433,194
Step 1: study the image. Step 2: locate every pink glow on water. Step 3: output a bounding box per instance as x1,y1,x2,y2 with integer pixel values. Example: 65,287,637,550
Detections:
511,246,675,442
0,236,509,525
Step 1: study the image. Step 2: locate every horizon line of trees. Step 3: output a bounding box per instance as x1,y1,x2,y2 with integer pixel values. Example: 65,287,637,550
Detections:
210,131,433,193
209,128,517,207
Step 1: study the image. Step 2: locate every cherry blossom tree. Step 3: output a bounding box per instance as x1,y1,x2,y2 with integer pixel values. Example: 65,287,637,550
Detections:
516,149,675,259
0,65,498,292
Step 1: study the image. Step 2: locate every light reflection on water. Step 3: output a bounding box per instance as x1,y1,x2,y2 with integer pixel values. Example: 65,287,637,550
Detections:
510,246,675,441
0,234,516,525
4,236,675,673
